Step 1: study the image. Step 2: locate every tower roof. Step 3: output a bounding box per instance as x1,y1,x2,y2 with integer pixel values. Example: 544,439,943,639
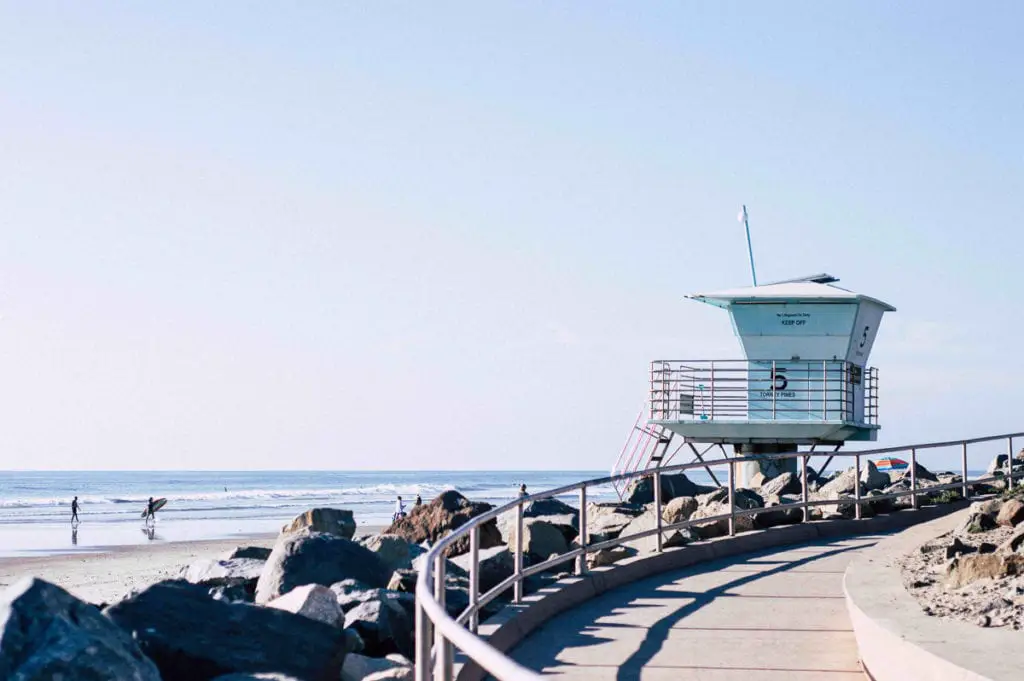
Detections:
687,276,896,311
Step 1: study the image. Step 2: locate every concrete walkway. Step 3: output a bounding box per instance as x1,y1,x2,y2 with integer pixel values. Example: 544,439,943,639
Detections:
508,535,879,680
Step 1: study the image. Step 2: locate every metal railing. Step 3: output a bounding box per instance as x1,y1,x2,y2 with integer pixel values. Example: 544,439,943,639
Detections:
649,359,879,424
414,431,1024,681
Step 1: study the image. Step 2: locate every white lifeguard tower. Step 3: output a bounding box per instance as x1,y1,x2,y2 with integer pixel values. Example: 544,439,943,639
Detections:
614,274,895,490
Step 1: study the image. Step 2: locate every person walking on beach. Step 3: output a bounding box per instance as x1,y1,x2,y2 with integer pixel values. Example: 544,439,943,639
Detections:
146,497,157,525
414,494,422,507
518,483,528,499
393,495,406,522
71,496,80,524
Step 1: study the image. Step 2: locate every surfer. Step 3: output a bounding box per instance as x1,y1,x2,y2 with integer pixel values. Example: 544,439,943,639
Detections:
393,496,406,522
146,497,157,525
414,494,422,507
518,483,528,499
71,496,80,524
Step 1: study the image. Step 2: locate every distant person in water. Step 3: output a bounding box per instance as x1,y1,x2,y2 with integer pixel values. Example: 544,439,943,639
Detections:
71,496,79,524
415,494,422,507
146,497,157,524
518,484,528,499
393,496,406,522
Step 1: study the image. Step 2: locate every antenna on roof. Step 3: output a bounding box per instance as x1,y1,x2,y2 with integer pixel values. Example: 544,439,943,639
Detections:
738,205,758,286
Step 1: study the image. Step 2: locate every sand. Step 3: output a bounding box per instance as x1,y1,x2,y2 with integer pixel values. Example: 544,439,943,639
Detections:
0,525,387,605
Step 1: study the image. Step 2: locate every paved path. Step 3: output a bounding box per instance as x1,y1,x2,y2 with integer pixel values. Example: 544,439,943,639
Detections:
508,535,879,680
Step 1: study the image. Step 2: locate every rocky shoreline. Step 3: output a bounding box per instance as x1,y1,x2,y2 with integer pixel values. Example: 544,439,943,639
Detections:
899,455,1024,630
0,462,983,680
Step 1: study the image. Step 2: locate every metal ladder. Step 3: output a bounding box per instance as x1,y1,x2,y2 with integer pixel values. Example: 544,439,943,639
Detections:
610,405,677,499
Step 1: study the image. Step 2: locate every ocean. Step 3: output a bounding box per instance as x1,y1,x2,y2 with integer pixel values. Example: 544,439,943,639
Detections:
0,470,654,557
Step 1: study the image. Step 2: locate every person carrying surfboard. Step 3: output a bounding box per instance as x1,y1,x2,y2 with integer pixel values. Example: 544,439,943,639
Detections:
71,496,79,524
146,497,156,525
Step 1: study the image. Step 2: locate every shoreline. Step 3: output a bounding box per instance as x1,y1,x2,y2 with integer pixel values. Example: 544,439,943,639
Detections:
0,526,387,604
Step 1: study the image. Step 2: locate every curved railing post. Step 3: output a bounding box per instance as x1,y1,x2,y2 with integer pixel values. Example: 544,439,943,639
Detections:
654,471,663,552
801,453,810,523
577,486,588,575
962,441,969,500
1008,436,1015,491
469,525,480,634
434,555,452,680
910,448,918,510
513,500,524,603
415,596,432,681
854,453,862,520
727,460,736,536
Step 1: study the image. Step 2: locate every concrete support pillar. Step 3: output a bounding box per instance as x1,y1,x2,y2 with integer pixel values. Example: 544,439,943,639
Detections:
735,443,799,488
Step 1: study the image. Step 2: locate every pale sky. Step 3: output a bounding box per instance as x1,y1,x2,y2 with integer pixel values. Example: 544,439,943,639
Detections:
1,3,1021,470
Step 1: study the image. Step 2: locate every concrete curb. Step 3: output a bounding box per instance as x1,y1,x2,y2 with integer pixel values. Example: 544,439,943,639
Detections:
844,505,1024,681
455,502,969,681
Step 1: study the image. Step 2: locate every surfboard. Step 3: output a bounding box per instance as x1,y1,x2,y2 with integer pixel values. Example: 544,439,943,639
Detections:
141,498,168,518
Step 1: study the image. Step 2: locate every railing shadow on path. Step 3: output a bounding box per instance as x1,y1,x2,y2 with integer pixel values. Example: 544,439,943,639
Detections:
507,536,877,681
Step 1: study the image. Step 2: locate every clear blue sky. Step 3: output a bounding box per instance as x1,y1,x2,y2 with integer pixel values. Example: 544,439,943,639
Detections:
0,3,1021,470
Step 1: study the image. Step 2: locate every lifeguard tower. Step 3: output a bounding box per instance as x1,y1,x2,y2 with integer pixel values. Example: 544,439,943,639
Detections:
613,274,895,489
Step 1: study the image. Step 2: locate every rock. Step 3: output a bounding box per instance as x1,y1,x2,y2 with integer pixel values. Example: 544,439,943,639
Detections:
507,518,568,560
0,577,161,681
945,537,977,559
343,599,414,659
753,495,803,528
181,558,265,601
411,552,468,579
587,546,637,568
819,468,857,496
341,654,414,681
695,487,764,510
385,570,473,619
748,471,768,488
387,569,417,593
255,532,390,603
979,542,998,554
859,460,890,491
661,496,698,524
266,584,342,626
586,502,645,543
342,627,365,654
624,473,715,505
961,511,999,534
689,501,755,538
281,508,356,539
760,472,801,497
359,534,426,573
329,581,415,620
898,461,939,483
104,580,346,681
222,546,273,561
620,507,697,552
987,454,1010,475
998,526,1024,553
945,553,1024,589
209,671,301,675
209,583,254,603
212,674,303,681
997,499,1024,527
384,490,502,558
452,545,515,592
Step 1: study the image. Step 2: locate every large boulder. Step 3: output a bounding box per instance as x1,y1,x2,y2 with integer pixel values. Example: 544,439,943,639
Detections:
587,546,637,568
281,508,356,539
104,580,346,681
859,460,890,491
507,518,569,561
945,553,1024,588
330,581,415,620
341,654,414,681
997,499,1024,527
897,461,940,483
753,495,803,528
987,454,1010,475
498,499,579,544
619,507,696,552
452,545,515,593
688,489,762,539
661,496,698,525
586,502,645,543
255,532,390,604
343,599,414,659
624,473,714,505
0,578,161,681
819,468,857,496
181,558,266,601
759,472,802,498
266,584,342,627
385,490,501,558
222,546,273,561
358,534,426,573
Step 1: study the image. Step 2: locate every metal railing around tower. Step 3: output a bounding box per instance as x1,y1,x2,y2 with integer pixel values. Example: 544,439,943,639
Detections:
648,359,877,424
414,431,1024,681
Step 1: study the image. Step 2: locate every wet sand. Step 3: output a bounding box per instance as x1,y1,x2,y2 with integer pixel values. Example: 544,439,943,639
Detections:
0,525,387,604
